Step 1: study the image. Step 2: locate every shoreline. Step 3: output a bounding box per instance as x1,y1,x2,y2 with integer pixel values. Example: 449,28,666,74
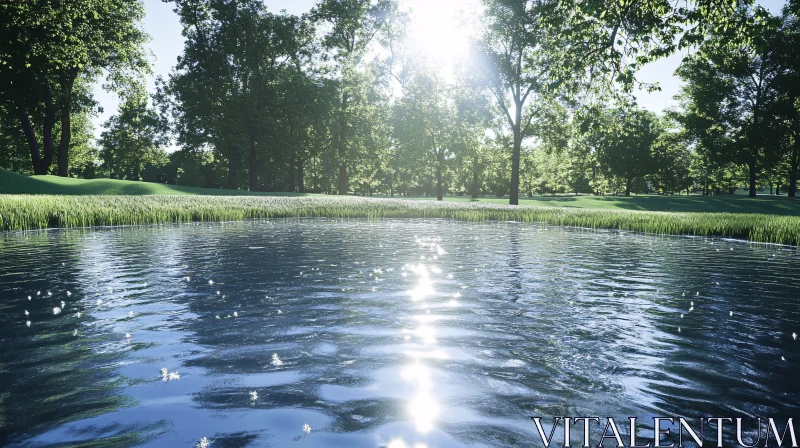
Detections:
1,194,798,246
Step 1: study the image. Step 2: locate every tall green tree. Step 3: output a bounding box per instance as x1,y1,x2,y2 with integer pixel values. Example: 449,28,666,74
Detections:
476,0,561,205
393,71,453,200
677,8,785,197
312,0,396,195
0,0,147,176
769,9,800,196
99,86,167,181
163,0,313,191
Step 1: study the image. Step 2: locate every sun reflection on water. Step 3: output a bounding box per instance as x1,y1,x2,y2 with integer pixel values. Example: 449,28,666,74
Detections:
401,363,439,433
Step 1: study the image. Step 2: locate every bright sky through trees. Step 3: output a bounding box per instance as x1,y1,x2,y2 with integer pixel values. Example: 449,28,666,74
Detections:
89,0,786,144
404,0,479,64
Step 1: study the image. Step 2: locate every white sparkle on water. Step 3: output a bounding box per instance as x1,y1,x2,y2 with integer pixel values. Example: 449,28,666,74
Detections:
53,307,62,315
97,299,103,305
249,391,258,400
24,310,29,316
26,320,31,327
196,436,210,448
161,367,181,381
271,353,284,367
208,280,214,286
793,332,797,340
303,423,311,434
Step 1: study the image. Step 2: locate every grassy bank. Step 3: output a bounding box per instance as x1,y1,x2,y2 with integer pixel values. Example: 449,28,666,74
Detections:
4,169,800,215
1,194,799,246
0,168,307,196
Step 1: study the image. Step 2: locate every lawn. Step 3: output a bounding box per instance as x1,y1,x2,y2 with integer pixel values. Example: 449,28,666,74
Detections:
3,169,800,244
0,168,308,196
3,169,800,216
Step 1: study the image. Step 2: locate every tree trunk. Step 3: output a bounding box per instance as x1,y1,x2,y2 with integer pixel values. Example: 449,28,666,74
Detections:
790,137,799,197
297,160,304,193
41,80,56,175
287,160,296,192
625,177,632,196
435,156,443,201
471,163,480,199
338,163,348,195
242,107,258,191
57,71,76,177
748,162,757,198
509,126,522,205
19,112,48,175
17,84,56,175
227,145,238,190
769,183,773,195
337,92,349,195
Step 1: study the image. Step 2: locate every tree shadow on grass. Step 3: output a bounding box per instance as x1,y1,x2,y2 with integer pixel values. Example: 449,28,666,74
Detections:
561,195,800,216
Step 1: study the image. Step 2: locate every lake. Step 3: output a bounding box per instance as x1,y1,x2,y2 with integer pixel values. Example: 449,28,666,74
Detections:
1,219,798,447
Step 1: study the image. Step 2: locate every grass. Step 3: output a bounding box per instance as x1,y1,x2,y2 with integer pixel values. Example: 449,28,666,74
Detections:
407,193,800,216
2,169,799,245
3,168,800,215
2,194,800,246
0,168,307,196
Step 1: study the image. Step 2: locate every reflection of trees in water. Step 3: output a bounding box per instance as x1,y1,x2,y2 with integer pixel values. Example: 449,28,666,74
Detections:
181,221,416,432
506,229,523,302
0,233,133,445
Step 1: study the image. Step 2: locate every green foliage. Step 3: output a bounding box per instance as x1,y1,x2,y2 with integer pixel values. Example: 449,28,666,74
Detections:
99,86,166,181
676,7,794,197
0,0,148,175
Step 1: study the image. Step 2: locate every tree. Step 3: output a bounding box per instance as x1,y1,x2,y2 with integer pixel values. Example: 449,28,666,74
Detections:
677,9,785,197
580,106,659,196
312,0,396,195
651,119,693,195
163,0,314,191
769,9,800,196
0,0,147,176
99,87,167,181
451,78,494,199
476,0,562,205
393,71,453,200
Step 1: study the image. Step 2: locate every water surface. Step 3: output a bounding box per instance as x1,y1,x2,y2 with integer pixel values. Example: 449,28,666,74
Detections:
1,219,798,447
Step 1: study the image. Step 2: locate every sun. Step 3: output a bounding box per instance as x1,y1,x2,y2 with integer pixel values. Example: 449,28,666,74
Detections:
403,0,479,65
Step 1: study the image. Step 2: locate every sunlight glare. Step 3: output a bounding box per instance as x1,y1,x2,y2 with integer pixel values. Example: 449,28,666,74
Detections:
404,0,479,64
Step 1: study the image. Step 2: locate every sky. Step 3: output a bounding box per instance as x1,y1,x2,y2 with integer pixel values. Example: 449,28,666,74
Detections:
89,0,788,143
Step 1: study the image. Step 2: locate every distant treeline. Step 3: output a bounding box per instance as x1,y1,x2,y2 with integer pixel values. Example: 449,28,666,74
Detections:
2,0,799,202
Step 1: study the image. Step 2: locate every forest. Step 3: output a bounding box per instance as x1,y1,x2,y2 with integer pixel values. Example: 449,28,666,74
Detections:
2,0,800,204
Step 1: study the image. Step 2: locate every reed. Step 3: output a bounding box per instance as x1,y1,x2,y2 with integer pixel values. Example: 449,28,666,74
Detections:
1,194,798,245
